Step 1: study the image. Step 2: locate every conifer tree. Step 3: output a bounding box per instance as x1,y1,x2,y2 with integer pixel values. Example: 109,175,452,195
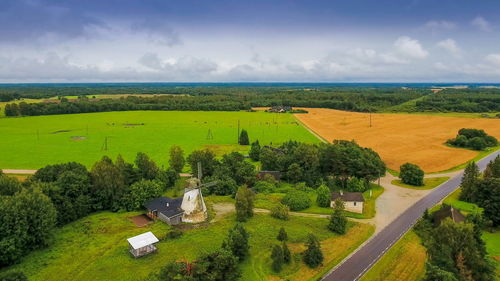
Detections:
277,227,288,241
249,140,261,161
459,162,479,202
282,242,291,264
271,244,284,272
303,234,323,268
239,129,249,145
328,198,347,234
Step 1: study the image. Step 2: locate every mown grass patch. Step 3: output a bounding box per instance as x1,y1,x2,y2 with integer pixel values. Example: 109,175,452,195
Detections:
391,177,449,190
360,231,426,281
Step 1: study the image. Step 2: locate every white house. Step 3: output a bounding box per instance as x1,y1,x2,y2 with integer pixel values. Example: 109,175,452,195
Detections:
127,231,159,258
331,191,365,214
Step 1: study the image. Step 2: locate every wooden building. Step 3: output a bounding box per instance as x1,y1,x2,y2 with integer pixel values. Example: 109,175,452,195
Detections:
145,197,184,225
127,232,159,258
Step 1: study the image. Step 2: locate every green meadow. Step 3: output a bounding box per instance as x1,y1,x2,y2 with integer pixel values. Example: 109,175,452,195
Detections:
0,111,319,169
2,210,373,281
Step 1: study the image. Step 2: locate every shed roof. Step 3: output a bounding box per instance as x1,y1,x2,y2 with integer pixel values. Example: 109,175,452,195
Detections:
127,232,159,250
432,205,466,226
145,197,184,218
331,191,365,202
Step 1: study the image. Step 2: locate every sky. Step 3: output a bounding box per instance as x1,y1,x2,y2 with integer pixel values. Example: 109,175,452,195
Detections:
1,0,500,83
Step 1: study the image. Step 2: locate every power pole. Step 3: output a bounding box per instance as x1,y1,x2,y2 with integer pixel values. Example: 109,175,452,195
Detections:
369,112,372,127
237,120,240,144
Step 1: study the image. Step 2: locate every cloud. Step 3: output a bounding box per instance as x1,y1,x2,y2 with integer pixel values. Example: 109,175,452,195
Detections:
436,39,461,57
471,16,491,31
131,20,182,46
394,36,428,59
138,53,217,77
485,54,500,65
423,20,456,31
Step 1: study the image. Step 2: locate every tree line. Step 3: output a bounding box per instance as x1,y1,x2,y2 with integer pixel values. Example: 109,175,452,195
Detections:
0,151,180,267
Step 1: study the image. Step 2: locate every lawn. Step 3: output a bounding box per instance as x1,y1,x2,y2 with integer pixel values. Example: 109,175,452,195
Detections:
1,210,373,281
391,177,449,190
432,188,484,214
0,111,319,169
360,231,426,281
250,184,384,219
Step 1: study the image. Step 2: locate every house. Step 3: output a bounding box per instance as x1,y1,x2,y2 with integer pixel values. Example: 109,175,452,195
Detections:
432,205,466,227
331,191,365,214
267,106,292,113
145,197,184,225
257,170,282,181
127,231,159,258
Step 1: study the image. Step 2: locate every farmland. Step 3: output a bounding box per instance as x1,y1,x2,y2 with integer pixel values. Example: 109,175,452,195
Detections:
3,210,373,281
0,110,318,169
295,108,500,173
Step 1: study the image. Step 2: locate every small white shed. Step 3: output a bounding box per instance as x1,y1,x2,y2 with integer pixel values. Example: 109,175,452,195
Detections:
127,231,159,258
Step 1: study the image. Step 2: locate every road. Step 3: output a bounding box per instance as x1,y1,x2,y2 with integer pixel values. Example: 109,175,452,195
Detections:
322,150,499,281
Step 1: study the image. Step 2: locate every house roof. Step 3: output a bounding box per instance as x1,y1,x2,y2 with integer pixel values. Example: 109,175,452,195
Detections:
127,232,159,250
331,191,365,202
432,205,466,226
145,197,184,218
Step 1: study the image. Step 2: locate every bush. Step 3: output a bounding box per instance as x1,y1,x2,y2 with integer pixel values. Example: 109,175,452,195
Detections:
468,137,487,150
277,227,288,241
271,203,290,220
239,129,249,145
281,190,311,211
399,163,424,186
346,177,366,192
271,244,284,272
316,185,331,208
166,230,183,239
253,181,276,194
328,199,347,234
0,271,28,281
302,234,323,268
447,128,497,150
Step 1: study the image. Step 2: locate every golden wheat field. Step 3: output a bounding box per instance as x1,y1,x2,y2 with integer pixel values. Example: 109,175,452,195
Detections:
294,108,500,173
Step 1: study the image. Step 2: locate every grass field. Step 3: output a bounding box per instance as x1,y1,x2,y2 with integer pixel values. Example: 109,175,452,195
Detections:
360,231,426,281
295,108,500,173
1,210,373,281
0,111,318,169
391,177,449,190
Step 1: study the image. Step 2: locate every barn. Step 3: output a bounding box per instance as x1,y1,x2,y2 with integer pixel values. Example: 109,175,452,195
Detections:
145,197,184,225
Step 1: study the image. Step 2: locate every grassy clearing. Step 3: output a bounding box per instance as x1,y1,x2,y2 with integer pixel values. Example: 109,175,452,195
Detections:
360,231,426,281
250,184,384,219
431,188,484,214
391,177,449,190
0,111,318,169
1,209,373,281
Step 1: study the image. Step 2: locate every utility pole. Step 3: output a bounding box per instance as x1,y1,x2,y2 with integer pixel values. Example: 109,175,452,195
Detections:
237,120,240,144
369,112,372,127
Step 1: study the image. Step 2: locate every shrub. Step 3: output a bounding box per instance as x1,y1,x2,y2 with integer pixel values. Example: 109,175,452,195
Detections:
271,203,290,220
399,163,424,186
249,140,261,161
316,185,331,208
468,137,487,150
328,199,347,234
271,244,284,272
239,129,249,145
0,271,28,281
235,185,254,222
253,181,276,194
277,227,288,241
166,230,183,239
281,190,311,211
282,242,291,264
302,234,323,268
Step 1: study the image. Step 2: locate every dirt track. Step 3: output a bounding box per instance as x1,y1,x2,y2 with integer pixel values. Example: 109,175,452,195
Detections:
294,108,500,173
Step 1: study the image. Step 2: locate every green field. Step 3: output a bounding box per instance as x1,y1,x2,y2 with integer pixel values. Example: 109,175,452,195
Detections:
1,209,373,281
0,111,318,169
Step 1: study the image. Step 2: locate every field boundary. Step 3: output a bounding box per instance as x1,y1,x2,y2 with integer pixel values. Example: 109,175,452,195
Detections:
293,115,329,143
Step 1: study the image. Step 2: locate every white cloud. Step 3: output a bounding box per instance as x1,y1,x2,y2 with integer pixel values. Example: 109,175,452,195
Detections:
437,39,462,57
394,36,428,59
424,20,456,31
471,16,491,31
485,54,500,65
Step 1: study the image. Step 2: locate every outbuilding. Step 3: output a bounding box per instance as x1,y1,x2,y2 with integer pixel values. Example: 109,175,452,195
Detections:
331,191,365,214
127,231,159,258
145,197,184,225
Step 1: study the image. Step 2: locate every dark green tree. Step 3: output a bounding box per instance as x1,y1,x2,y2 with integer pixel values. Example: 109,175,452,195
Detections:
475,178,500,226
239,129,249,145
459,162,479,202
399,162,424,186
0,271,29,281
0,175,22,196
124,180,163,210
423,263,458,281
282,242,291,264
277,227,288,241
222,224,250,261
90,156,126,210
483,155,500,179
249,140,261,161
271,244,284,272
235,185,254,222
169,145,185,173
286,163,303,183
135,152,159,180
187,149,217,178
468,137,487,150
115,154,139,186
316,185,331,207
302,234,323,268
328,198,347,234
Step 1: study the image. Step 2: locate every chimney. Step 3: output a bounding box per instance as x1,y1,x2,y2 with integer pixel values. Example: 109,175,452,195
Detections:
166,203,169,207
340,190,343,196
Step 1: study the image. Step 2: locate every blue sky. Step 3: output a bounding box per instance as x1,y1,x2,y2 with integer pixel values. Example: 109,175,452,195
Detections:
1,0,500,82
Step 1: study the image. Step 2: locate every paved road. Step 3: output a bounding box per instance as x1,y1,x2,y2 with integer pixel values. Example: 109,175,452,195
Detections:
322,150,500,281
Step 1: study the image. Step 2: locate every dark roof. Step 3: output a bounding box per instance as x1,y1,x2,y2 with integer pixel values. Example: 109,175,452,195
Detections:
331,191,365,202
432,205,466,226
145,197,184,218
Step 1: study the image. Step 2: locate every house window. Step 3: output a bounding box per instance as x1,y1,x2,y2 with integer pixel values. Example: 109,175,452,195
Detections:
353,202,357,206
